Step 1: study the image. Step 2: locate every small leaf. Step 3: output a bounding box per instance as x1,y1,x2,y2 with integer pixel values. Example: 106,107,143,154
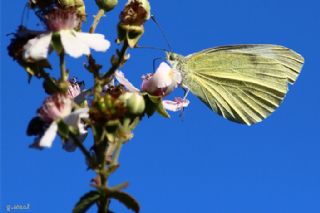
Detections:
109,191,140,213
156,102,170,118
147,94,161,104
144,94,170,118
143,95,158,117
73,191,100,213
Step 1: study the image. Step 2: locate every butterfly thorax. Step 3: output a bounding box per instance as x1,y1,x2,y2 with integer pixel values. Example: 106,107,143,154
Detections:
165,52,186,73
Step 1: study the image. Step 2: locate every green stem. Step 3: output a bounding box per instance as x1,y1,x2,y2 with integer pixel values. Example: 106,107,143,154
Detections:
59,51,67,82
110,141,123,169
38,69,60,92
102,41,129,84
69,132,93,166
90,9,105,34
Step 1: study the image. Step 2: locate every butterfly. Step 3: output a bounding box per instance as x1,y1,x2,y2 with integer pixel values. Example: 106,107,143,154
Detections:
166,44,304,125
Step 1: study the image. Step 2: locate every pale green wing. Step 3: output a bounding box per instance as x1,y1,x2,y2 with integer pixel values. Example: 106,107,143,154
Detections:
181,44,304,125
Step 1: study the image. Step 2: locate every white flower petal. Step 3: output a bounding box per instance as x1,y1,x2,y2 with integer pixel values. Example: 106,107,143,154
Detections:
60,30,90,58
74,89,93,104
39,122,58,148
63,108,89,126
63,108,89,134
23,32,52,60
115,70,140,92
162,98,190,112
75,32,110,52
152,62,174,88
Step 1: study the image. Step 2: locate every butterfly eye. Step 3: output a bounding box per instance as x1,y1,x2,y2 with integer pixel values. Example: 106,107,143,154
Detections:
169,53,176,61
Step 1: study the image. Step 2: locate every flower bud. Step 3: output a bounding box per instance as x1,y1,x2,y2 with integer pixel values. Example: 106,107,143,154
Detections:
117,0,151,47
95,0,118,12
120,92,145,115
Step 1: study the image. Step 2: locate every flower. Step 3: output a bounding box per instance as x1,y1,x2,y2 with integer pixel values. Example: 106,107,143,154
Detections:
28,90,89,151
37,93,73,123
23,8,110,61
141,62,182,97
7,26,52,76
114,63,188,112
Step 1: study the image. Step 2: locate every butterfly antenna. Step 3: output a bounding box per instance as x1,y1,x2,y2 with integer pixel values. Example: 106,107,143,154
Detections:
135,45,168,52
151,15,173,52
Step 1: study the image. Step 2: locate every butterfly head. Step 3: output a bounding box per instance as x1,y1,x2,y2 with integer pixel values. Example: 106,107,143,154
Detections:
165,52,184,69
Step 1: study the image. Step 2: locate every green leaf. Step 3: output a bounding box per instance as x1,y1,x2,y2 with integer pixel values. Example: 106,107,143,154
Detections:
109,191,140,213
143,94,158,117
156,102,170,118
73,191,100,213
144,94,170,118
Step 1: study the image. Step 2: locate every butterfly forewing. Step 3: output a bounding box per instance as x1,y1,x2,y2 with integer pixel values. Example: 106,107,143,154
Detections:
179,44,304,125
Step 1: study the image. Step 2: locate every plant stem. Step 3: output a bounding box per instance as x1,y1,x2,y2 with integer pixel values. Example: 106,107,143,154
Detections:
110,141,123,169
69,132,93,166
59,51,67,82
102,41,129,84
90,9,105,34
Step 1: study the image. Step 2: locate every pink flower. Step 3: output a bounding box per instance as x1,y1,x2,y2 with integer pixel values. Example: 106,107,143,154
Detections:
114,63,189,113
37,94,73,123
141,62,182,97
29,89,89,150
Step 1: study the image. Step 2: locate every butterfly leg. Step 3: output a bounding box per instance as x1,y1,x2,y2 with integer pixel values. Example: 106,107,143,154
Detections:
182,86,190,100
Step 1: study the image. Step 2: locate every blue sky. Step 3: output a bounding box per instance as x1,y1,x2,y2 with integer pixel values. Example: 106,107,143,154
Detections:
1,0,320,212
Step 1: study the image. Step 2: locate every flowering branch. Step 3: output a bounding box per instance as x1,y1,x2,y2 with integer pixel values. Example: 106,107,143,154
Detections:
8,0,189,212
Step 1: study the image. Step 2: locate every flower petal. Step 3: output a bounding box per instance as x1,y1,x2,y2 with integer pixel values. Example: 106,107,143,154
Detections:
152,62,174,88
60,30,90,58
38,122,58,148
75,32,110,52
63,108,89,134
115,70,140,92
23,32,52,60
162,98,190,112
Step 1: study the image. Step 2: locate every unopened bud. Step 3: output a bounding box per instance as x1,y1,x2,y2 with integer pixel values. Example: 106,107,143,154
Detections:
95,0,118,12
120,92,145,115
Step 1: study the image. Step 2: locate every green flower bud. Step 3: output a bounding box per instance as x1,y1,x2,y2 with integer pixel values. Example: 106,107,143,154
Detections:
95,0,118,12
120,92,145,115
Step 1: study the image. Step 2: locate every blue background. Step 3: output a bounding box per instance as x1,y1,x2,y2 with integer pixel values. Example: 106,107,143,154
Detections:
1,0,320,212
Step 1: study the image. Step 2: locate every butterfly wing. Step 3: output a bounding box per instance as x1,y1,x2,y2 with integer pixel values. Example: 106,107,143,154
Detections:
181,44,304,125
